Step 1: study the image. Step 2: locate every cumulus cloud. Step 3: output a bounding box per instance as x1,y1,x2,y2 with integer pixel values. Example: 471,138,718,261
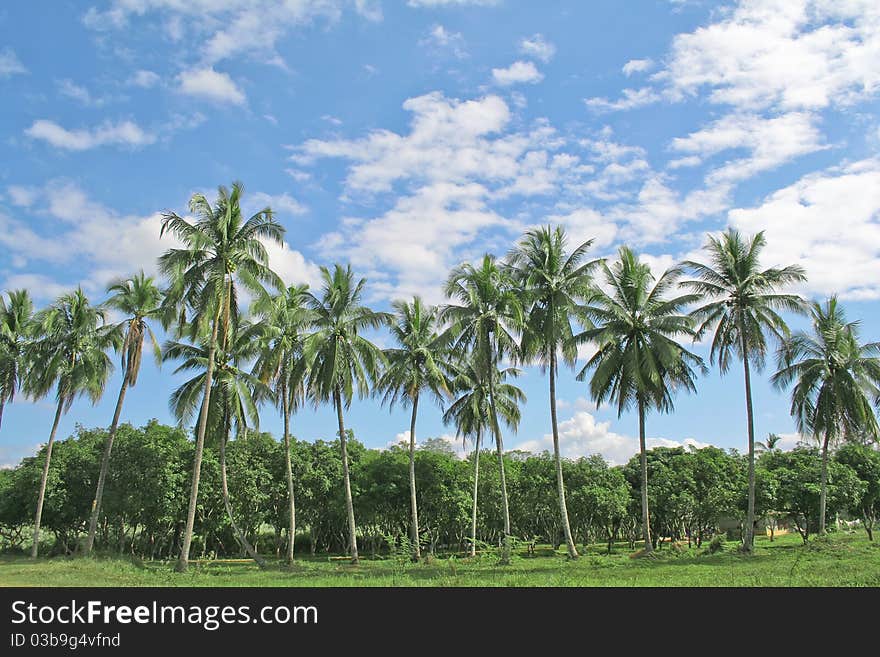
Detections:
492,60,543,86
622,58,653,76
24,119,156,151
176,68,246,105
128,69,160,88
519,33,556,62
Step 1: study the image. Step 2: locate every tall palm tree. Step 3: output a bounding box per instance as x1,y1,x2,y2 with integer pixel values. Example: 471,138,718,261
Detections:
442,254,523,563
164,318,269,567
85,272,163,555
158,181,284,572
576,247,704,553
0,289,35,433
376,297,452,561
507,225,600,559
442,360,525,557
304,265,390,564
755,432,783,454
252,284,315,565
771,297,880,535
682,229,806,552
25,288,119,558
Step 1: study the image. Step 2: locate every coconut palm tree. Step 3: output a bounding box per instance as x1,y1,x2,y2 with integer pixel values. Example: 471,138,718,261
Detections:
25,288,119,558
755,433,783,454
0,289,35,433
376,296,453,561
576,247,705,553
158,181,284,572
251,284,315,565
164,318,269,567
507,225,600,559
771,296,880,534
682,229,806,552
442,360,525,557
85,272,163,555
303,264,390,564
442,254,523,564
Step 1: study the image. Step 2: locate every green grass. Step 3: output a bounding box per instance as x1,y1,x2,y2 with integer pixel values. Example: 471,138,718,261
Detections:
2,532,879,587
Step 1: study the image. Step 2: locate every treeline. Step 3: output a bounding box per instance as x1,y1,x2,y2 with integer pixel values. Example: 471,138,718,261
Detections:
1,421,877,558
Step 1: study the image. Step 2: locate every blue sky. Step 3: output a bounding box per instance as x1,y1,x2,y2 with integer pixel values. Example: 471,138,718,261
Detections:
2,0,879,468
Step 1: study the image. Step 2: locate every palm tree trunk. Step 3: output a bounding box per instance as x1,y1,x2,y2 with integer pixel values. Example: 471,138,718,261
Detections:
175,308,222,573
0,401,4,433
819,432,830,535
469,427,481,558
281,382,296,565
741,331,756,554
638,398,652,553
408,393,421,561
487,378,511,564
219,410,266,568
32,396,65,558
550,350,578,559
85,373,129,555
334,386,359,564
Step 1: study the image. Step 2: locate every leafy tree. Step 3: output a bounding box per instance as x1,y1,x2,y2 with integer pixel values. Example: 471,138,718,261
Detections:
0,289,35,433
252,284,315,564
772,297,880,534
507,225,600,559
577,247,704,553
566,456,631,552
443,254,524,563
86,271,163,555
25,288,119,557
158,181,284,571
377,297,452,560
303,264,390,563
683,229,806,552
835,442,880,540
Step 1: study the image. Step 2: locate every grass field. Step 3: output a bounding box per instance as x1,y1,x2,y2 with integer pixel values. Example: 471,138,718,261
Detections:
1,532,878,587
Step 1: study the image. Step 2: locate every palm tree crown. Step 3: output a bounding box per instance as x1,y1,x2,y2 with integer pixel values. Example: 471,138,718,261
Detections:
0,289,35,431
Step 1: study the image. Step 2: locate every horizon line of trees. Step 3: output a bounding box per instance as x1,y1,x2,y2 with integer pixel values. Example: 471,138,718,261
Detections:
2,181,879,569
0,420,876,558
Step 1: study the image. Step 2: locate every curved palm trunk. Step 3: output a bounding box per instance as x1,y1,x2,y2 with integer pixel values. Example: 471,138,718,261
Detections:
175,309,221,573
638,399,652,553
219,412,266,568
281,383,296,565
0,401,5,433
487,381,511,564
408,393,421,561
469,427,482,558
741,332,757,554
334,386,359,564
32,397,66,558
818,432,831,535
85,374,129,555
550,350,578,559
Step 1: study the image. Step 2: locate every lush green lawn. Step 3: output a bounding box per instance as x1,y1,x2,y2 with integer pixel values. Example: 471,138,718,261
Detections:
1,532,878,587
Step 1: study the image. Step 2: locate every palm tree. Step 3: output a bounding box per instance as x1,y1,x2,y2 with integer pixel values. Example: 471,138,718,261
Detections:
507,225,600,559
576,247,705,553
682,229,806,552
442,360,525,557
442,254,523,563
158,181,284,572
252,284,315,565
755,433,783,454
303,265,390,564
25,288,119,558
376,297,452,561
164,318,269,567
771,297,880,535
85,272,163,555
0,289,35,433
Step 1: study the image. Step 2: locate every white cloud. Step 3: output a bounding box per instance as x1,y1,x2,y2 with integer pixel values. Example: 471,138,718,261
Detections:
6,186,38,208
262,240,322,290
584,87,660,112
545,208,617,249
519,33,556,62
408,0,499,6
387,431,471,459
671,111,826,183
57,79,109,107
246,192,307,218
420,24,468,58
728,158,880,300
492,60,543,86
515,410,711,465
176,67,246,105
24,119,156,151
0,273,69,302
622,58,654,76
128,69,160,88
0,47,26,77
